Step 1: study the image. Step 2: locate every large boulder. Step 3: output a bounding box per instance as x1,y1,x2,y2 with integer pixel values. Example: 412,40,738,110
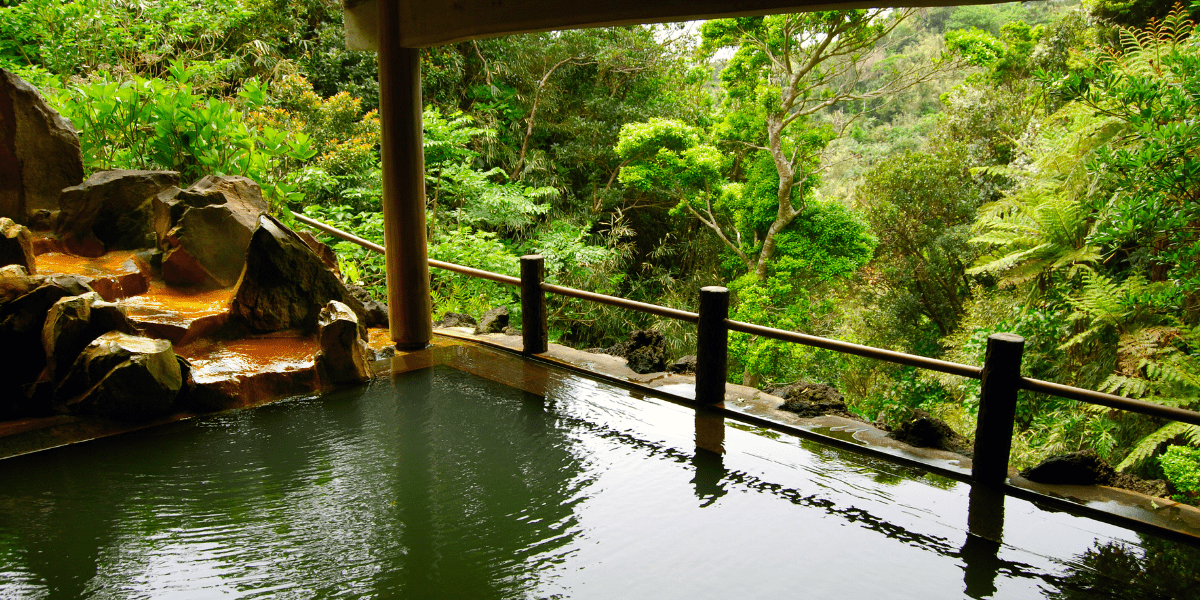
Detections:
623,329,667,374
0,68,85,223
435,311,476,328
58,170,180,257
0,217,35,273
0,264,43,304
154,175,268,287
346,283,388,328
0,274,94,413
56,331,183,420
316,300,370,384
474,306,509,335
295,230,342,277
230,215,367,332
39,291,136,385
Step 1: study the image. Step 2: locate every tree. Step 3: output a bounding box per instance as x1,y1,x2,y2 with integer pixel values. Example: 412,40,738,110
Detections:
697,11,949,281
857,144,982,347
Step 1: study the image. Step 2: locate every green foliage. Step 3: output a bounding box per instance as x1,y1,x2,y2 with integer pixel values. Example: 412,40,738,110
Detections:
858,144,982,344
1158,444,1200,504
46,65,316,210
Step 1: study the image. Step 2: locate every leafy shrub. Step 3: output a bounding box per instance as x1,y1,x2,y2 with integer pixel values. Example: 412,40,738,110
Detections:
1158,445,1200,505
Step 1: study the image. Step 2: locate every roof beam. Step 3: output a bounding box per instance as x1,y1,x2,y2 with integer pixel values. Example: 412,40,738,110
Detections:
344,0,990,50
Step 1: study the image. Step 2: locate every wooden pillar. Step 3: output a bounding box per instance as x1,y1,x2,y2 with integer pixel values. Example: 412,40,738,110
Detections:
972,333,1025,485
520,255,547,355
695,286,729,404
377,0,432,349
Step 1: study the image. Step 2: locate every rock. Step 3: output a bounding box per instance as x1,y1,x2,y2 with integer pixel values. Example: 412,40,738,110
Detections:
1021,449,1115,486
504,325,521,336
668,355,697,374
622,329,667,374
0,68,85,223
0,274,95,405
0,217,35,273
82,253,152,302
436,311,476,328
154,175,268,287
773,380,852,418
371,345,396,361
1109,472,1170,498
39,291,136,384
888,409,972,456
296,230,341,277
56,331,182,420
346,283,388,328
316,300,370,385
230,215,367,333
474,307,509,334
0,264,43,304
57,170,179,257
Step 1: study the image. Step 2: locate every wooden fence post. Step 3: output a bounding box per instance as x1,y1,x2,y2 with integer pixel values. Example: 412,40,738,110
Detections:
972,333,1025,485
520,255,547,355
696,286,729,404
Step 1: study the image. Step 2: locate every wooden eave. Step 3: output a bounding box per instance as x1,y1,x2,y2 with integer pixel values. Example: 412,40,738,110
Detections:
343,0,998,50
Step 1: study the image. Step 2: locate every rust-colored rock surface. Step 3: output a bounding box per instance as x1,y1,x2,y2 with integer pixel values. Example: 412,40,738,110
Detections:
178,333,321,411
35,250,150,301
122,280,233,344
0,68,85,223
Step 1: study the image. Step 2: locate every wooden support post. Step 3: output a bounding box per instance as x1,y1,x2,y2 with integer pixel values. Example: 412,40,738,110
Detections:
695,286,729,404
520,254,547,355
377,0,432,350
972,333,1025,485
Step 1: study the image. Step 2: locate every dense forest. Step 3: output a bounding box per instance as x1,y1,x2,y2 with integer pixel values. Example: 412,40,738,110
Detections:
2,0,1198,500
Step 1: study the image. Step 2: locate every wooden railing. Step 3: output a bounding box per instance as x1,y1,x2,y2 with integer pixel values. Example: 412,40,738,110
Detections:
296,213,1200,486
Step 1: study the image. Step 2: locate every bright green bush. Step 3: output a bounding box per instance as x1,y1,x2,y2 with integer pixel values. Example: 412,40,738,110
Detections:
1158,445,1200,505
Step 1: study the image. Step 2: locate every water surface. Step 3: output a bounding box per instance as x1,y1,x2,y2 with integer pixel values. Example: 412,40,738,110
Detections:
1,365,1197,599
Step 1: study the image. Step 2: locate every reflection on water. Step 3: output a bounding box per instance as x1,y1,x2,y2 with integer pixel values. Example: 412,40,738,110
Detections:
0,365,1197,599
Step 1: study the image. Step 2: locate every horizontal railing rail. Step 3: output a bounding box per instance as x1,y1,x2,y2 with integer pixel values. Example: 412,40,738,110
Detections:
298,214,1200,484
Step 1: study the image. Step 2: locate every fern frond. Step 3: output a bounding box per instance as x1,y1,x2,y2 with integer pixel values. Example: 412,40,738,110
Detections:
1117,422,1190,470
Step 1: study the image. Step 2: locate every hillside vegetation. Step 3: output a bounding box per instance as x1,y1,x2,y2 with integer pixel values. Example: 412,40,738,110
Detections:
3,0,1198,500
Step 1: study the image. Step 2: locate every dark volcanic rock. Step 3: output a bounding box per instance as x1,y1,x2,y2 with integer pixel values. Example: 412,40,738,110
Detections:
668,355,697,374
0,274,94,408
155,175,268,287
346,283,388,328
623,329,667,374
436,311,476,328
230,215,367,333
316,300,370,384
1022,449,1115,486
474,307,509,335
56,331,182,420
889,409,972,456
0,217,35,273
57,170,179,256
773,380,853,418
0,68,85,223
